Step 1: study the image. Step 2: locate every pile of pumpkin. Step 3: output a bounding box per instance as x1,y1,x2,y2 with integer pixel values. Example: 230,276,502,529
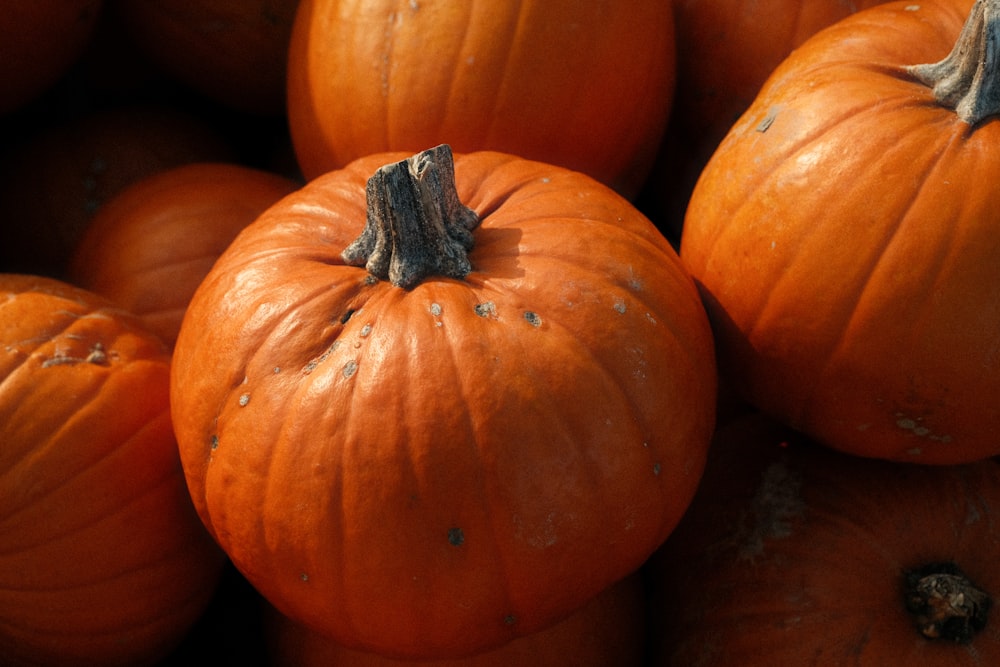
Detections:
2,0,999,665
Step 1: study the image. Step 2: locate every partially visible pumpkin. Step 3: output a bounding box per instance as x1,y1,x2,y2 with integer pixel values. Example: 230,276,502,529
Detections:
68,162,299,348
0,1,103,114
0,274,224,667
170,145,717,659
286,0,675,198
266,574,647,667
112,0,301,115
679,0,998,463
648,408,1000,665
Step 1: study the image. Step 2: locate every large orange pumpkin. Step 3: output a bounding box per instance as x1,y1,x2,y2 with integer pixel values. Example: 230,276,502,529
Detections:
679,0,999,464
647,409,1000,664
68,162,299,348
0,274,224,667
286,0,675,198
266,574,647,667
170,145,717,659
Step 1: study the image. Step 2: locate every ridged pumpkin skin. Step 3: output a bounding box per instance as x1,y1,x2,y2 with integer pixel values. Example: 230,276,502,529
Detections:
286,0,675,197
266,574,647,667
680,0,998,464
0,275,224,667
68,162,299,348
647,409,1000,664
170,148,716,659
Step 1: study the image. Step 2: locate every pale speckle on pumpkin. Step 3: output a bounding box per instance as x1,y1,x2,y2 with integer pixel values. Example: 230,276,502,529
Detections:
343,360,358,378
300,573,309,582
474,301,497,318
239,393,250,407
359,323,372,337
613,298,626,314
430,303,442,317
895,414,952,443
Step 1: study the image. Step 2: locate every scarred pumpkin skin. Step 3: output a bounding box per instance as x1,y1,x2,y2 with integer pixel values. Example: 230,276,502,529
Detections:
647,409,1000,665
679,0,999,464
68,162,300,348
265,574,647,667
170,148,717,659
286,0,675,198
0,275,225,667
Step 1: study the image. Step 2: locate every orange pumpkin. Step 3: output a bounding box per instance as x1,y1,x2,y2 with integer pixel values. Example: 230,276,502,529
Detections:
679,0,998,463
170,145,717,659
68,162,299,348
0,274,224,666
647,409,1000,664
286,0,675,198
266,574,647,667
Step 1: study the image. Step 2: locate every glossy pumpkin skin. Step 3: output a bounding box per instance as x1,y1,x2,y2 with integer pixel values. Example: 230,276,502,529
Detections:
0,275,224,667
286,0,675,198
170,149,717,659
647,409,1000,665
266,574,647,667
680,0,998,464
68,162,299,348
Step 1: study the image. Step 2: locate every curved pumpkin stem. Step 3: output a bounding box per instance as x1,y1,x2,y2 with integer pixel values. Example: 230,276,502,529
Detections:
903,562,991,644
907,0,1000,126
342,144,480,289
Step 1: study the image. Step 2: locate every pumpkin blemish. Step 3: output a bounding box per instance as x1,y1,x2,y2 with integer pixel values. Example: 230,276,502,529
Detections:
904,562,991,643
524,311,542,327
447,527,465,546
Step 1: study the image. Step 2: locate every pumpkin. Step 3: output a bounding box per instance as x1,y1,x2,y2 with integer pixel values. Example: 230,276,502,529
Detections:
0,0,103,114
0,103,234,279
68,162,300,348
0,274,224,667
266,574,647,667
679,0,1000,464
646,408,1000,664
170,144,717,659
286,0,676,198
113,0,301,115
670,0,889,146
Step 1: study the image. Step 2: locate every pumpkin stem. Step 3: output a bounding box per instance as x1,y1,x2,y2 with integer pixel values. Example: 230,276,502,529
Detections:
903,562,991,644
906,0,1000,126
342,144,480,289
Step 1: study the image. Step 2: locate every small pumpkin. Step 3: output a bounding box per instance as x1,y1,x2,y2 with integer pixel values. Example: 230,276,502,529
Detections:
286,0,676,198
679,0,998,463
0,274,224,667
647,408,1000,664
170,145,717,659
68,162,299,348
266,574,647,667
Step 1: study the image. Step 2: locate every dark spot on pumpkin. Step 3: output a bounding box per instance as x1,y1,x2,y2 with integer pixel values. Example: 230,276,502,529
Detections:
504,614,517,626
340,308,356,324
447,527,465,546
210,435,219,450
524,311,541,327
475,301,496,318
